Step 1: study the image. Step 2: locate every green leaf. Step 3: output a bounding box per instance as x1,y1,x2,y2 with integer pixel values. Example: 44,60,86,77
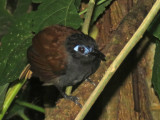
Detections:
148,12,160,39
91,0,112,24
5,103,26,119
0,10,14,39
0,0,6,10
0,83,9,111
13,0,32,16
0,13,33,85
32,0,43,3
74,0,81,10
152,40,160,98
32,0,82,33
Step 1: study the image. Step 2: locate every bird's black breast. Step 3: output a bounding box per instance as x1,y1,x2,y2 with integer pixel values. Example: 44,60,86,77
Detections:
57,56,101,88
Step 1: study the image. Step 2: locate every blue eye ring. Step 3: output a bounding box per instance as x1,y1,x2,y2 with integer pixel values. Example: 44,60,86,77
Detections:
74,45,92,55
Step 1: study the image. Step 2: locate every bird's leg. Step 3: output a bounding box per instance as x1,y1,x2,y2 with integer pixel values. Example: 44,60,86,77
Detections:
85,78,96,87
56,86,82,107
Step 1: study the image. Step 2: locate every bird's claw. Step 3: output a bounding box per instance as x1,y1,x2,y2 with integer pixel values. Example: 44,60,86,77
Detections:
85,78,96,87
64,95,82,108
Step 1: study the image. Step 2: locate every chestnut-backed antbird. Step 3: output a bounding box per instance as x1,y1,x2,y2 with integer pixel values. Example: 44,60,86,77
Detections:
27,25,105,106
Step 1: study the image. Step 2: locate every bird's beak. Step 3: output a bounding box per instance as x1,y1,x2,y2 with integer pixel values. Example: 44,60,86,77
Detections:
90,49,106,61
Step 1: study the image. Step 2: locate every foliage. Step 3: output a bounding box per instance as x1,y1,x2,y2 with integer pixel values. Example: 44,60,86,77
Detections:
91,0,112,24
5,102,27,120
152,40,160,98
148,12,160,39
0,83,9,111
32,0,83,33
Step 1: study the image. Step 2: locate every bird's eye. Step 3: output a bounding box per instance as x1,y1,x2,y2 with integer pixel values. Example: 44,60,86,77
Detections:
78,46,85,53
74,45,92,55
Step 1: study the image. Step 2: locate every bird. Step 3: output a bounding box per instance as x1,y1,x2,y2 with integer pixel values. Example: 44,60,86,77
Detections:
27,25,105,106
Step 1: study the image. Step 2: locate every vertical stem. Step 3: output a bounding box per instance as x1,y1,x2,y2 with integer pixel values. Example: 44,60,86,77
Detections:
81,0,95,34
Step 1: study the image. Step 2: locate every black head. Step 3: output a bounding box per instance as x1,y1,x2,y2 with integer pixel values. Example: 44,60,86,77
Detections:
65,33,105,63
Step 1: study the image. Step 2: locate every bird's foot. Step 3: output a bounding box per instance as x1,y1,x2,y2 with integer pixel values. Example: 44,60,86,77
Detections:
85,78,96,87
63,94,82,108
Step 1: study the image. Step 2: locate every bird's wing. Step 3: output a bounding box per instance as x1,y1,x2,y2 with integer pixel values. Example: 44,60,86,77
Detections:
27,25,79,82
